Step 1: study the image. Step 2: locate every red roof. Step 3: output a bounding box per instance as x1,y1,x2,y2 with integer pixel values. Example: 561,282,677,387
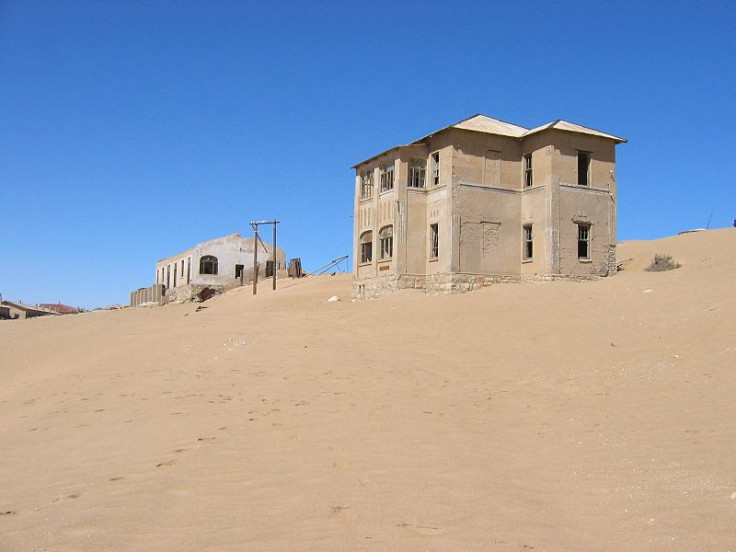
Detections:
38,303,79,314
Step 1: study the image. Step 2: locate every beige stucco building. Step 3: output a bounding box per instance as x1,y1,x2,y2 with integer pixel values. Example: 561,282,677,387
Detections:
352,115,626,299
156,233,286,292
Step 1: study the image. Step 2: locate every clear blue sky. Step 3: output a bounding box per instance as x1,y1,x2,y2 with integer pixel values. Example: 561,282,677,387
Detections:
1,1,734,308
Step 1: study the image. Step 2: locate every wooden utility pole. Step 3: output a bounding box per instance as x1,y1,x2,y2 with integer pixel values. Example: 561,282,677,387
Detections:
272,221,277,291
250,219,279,295
252,224,259,295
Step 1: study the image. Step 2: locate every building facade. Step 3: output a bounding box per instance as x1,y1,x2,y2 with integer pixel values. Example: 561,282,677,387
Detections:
156,233,286,293
352,115,626,299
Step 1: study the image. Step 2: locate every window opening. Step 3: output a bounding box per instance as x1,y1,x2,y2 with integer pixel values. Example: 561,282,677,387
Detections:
578,224,591,259
578,151,591,186
360,170,374,199
431,152,440,185
379,226,393,260
430,223,439,259
524,154,533,187
360,231,373,264
523,225,533,260
380,162,394,192
235,264,244,279
200,255,218,275
408,158,426,188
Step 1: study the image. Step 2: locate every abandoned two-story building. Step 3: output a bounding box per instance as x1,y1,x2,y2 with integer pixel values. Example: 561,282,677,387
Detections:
352,114,626,299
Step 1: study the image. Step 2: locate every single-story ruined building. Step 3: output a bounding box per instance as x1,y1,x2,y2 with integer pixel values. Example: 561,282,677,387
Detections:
352,114,626,299
0,300,59,320
141,233,286,304
38,303,80,315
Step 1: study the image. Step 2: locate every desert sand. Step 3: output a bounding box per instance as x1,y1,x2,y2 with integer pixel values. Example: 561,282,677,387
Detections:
1,229,735,551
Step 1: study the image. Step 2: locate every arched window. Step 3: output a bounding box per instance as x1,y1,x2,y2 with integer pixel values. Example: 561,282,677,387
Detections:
359,231,373,264
379,225,393,260
199,255,218,275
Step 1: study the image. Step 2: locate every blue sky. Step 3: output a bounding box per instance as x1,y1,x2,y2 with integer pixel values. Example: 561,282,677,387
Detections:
1,0,734,308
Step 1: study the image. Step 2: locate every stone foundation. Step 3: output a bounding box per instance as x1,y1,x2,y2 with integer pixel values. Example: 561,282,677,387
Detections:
164,284,226,304
352,272,603,300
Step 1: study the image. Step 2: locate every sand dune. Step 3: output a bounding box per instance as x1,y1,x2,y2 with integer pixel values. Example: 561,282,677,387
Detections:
1,229,735,551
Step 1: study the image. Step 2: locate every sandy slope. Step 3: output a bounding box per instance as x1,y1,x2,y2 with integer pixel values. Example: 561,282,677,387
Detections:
1,229,735,552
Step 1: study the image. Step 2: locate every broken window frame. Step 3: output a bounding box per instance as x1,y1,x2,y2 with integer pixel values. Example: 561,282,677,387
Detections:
523,224,533,260
431,152,441,186
360,170,374,200
199,255,219,275
429,223,439,259
380,162,394,193
379,225,393,260
359,231,373,264
524,153,533,188
577,150,591,186
408,158,426,188
577,223,591,260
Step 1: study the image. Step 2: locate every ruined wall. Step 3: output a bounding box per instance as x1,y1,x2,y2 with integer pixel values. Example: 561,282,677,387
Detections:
404,189,427,274
425,186,450,274
548,131,617,276
156,234,286,290
558,186,616,276
451,128,523,191
520,185,549,276
455,186,521,275
130,284,165,307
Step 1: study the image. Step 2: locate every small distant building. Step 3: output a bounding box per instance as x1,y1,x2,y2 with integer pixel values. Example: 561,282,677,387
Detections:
133,233,287,306
0,300,59,320
38,303,80,315
352,114,626,299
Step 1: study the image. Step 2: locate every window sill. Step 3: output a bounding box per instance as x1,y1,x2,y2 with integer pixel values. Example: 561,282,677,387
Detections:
578,258,592,263
407,186,427,192
522,259,533,264
360,196,373,202
358,262,373,267
428,257,438,262
379,188,394,196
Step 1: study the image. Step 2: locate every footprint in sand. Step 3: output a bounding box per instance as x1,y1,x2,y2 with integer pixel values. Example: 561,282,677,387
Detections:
331,505,351,516
51,494,81,502
0,510,18,516
156,460,177,468
396,522,443,536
